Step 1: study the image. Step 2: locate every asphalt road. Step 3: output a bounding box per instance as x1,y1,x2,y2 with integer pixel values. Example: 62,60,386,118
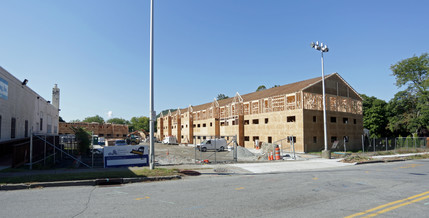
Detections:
1,160,429,218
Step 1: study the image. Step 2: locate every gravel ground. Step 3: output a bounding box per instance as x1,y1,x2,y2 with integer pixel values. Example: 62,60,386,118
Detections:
150,143,306,165
151,143,280,165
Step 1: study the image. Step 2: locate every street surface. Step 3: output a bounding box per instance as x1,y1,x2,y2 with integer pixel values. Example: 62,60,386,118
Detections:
1,160,429,217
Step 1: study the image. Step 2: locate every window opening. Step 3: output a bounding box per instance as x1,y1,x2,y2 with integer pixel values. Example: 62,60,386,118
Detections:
287,136,296,143
11,117,16,138
25,120,28,137
287,116,296,122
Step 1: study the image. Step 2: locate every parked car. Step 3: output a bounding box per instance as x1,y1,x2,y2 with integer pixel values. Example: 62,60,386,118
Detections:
197,138,227,152
115,140,128,146
91,144,104,154
162,136,177,145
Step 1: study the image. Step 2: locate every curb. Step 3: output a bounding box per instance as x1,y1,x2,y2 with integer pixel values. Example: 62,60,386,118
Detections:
356,159,406,165
0,175,181,191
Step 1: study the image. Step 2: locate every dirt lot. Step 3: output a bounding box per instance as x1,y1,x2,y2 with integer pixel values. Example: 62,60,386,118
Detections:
151,142,271,165
152,143,234,165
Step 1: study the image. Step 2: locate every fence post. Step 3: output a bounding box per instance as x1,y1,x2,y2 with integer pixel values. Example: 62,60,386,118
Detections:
30,127,33,170
91,131,94,168
292,136,296,160
44,134,47,165
344,137,347,153
386,137,388,151
373,138,375,152
362,135,364,153
214,136,217,164
194,135,197,164
53,136,56,166
234,135,238,162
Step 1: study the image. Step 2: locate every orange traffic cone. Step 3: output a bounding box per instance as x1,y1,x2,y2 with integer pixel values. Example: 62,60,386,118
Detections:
275,147,281,160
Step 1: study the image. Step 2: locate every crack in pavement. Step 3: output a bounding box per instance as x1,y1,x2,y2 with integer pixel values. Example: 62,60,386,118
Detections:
72,186,96,218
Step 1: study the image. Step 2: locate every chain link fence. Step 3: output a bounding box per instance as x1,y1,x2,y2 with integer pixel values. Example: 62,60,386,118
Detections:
193,135,237,164
361,136,428,153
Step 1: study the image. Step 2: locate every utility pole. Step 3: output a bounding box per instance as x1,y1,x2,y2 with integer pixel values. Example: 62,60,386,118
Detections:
311,41,331,159
149,0,155,169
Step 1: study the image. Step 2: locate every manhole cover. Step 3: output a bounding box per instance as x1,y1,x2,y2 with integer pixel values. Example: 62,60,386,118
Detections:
179,170,201,176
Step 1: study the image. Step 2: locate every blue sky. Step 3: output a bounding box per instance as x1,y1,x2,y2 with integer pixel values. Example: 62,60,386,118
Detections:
1,0,428,122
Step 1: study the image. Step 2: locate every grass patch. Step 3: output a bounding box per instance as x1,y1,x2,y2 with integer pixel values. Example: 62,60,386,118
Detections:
404,154,429,160
308,152,322,156
0,168,179,184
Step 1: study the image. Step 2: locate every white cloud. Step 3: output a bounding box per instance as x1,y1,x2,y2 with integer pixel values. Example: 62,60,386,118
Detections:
106,111,113,118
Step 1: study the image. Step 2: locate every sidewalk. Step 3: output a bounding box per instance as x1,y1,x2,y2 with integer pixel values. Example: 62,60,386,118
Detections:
228,158,355,174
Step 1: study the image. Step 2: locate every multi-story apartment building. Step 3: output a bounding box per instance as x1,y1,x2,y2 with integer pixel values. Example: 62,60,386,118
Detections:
157,73,363,152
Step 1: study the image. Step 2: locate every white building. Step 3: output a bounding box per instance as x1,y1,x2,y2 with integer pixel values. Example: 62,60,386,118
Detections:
0,66,59,142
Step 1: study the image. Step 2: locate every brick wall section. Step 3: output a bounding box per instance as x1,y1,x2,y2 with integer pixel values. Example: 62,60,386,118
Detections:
59,122,128,138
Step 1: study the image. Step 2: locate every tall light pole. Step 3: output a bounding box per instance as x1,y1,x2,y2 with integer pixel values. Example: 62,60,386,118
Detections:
149,0,155,169
311,41,331,159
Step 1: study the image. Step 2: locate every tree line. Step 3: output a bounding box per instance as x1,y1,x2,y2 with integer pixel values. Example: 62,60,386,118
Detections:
363,53,428,138
65,115,152,132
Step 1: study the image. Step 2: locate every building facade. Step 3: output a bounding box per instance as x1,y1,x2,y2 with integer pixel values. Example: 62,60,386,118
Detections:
157,73,363,152
59,122,129,138
0,66,59,143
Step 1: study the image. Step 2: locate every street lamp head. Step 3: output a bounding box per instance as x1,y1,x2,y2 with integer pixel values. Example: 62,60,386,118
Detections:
322,45,329,52
311,41,329,51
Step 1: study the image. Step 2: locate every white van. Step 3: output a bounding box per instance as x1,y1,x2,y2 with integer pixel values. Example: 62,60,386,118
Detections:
197,138,227,152
162,136,177,145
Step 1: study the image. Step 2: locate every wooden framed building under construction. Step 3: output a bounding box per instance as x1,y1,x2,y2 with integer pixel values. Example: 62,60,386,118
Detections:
156,73,363,152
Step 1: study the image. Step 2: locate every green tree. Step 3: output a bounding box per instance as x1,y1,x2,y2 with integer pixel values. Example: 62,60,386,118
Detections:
70,127,91,154
272,85,280,88
390,53,429,135
82,115,105,124
391,53,428,97
256,85,266,92
107,118,129,125
69,119,81,123
361,94,389,138
386,91,416,136
216,94,229,100
59,116,65,122
130,116,150,132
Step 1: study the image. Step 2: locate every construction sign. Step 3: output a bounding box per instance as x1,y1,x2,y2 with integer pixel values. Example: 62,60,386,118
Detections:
104,145,149,168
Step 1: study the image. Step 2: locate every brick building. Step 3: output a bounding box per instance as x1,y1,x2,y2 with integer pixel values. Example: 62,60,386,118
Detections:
59,122,129,138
